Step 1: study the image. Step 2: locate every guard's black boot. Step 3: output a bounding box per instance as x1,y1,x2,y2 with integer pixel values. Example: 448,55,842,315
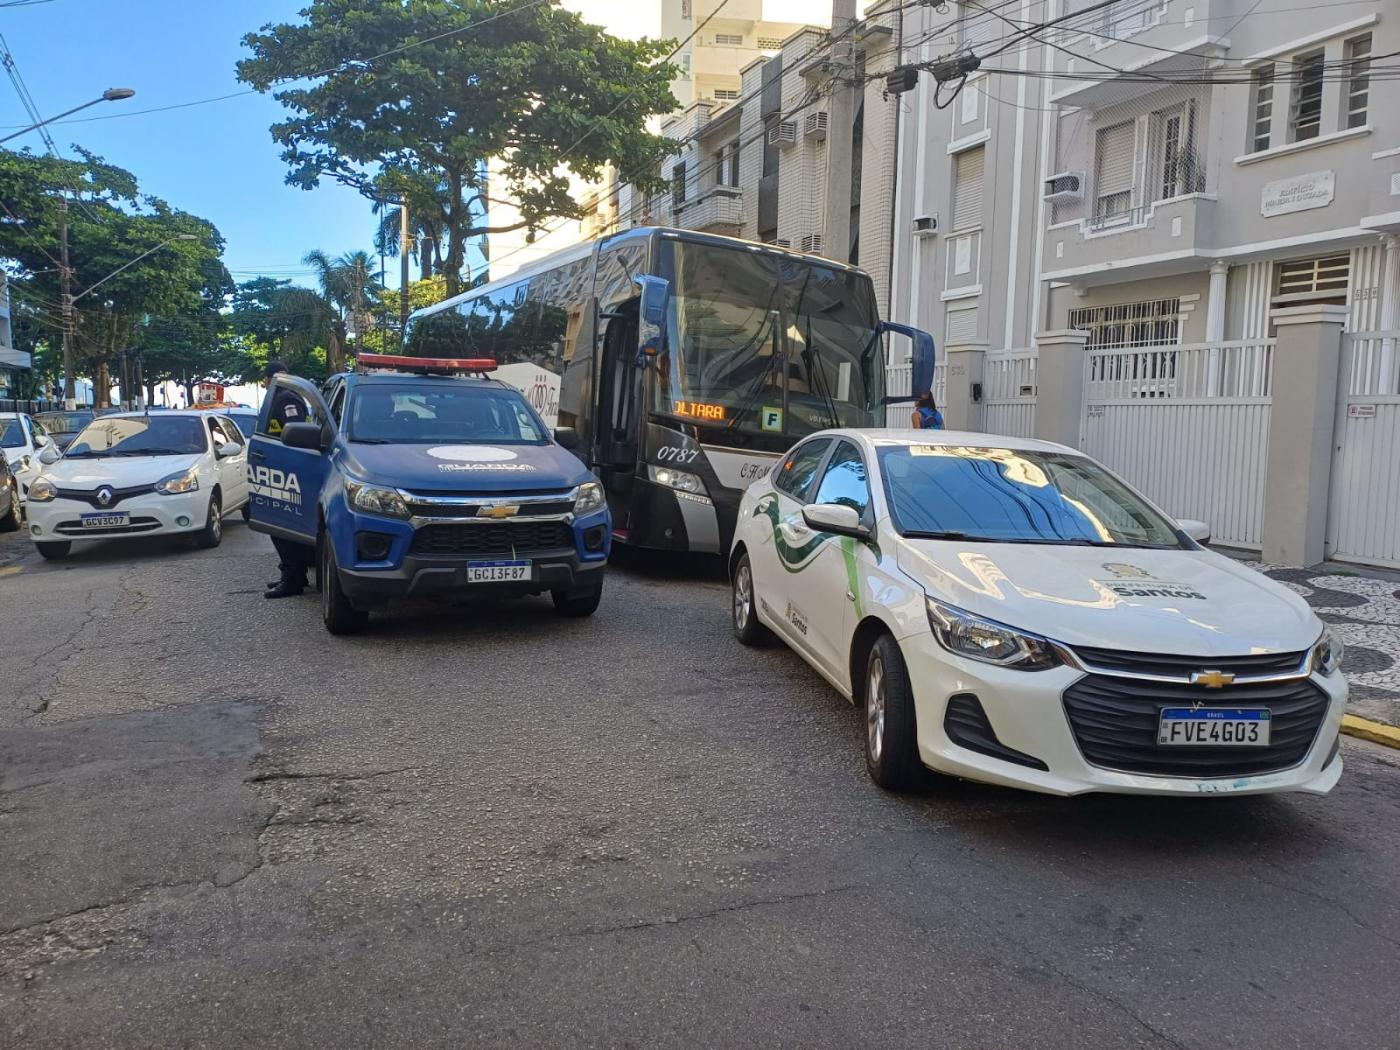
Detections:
264,576,306,599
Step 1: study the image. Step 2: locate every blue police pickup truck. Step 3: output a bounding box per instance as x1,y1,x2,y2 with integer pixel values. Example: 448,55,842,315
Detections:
247,355,611,634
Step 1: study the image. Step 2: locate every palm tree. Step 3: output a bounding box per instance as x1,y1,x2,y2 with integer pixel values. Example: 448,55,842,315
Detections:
303,249,384,371
373,201,446,281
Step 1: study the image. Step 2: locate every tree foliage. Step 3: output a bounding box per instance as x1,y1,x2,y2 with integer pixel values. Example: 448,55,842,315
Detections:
237,0,678,294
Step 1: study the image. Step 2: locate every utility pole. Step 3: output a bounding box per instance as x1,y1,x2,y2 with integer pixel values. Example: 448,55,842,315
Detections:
58,197,76,409
822,0,859,265
399,196,411,347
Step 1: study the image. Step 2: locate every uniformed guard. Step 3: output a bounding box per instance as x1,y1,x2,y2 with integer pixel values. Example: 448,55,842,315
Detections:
262,361,315,599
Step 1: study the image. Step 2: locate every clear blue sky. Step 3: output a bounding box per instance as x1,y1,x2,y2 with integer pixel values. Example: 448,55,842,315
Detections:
2,0,386,289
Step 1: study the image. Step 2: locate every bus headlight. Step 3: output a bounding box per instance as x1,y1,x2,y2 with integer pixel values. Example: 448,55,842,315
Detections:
648,464,705,495
574,481,606,515
155,467,200,494
345,479,410,519
27,476,56,502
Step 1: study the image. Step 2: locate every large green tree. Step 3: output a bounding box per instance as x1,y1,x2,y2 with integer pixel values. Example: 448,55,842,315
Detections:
0,149,233,406
236,0,678,295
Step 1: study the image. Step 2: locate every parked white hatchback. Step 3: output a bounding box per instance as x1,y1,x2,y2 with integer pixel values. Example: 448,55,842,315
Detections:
729,430,1346,797
0,411,58,497
25,411,249,559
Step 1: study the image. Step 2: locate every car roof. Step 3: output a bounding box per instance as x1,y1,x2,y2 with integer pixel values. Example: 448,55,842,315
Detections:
827,428,1080,457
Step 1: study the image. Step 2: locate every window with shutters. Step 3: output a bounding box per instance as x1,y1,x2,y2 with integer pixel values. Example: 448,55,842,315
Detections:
712,88,740,101
714,33,745,46
1289,49,1324,142
946,304,979,346
1273,255,1350,306
951,146,984,232
1249,65,1274,152
1345,34,1371,129
1093,121,1135,222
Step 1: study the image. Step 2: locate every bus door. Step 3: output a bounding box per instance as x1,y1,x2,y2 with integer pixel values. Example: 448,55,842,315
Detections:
592,242,649,522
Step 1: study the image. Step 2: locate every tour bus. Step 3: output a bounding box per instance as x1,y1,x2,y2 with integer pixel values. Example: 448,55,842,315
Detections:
404,227,934,553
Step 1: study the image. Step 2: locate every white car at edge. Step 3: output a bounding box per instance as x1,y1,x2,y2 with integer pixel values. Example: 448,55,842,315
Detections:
729,429,1346,797
25,410,250,560
0,411,58,497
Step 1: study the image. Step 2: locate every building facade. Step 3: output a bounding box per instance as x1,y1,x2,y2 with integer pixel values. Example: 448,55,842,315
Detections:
0,274,30,398
884,0,1400,357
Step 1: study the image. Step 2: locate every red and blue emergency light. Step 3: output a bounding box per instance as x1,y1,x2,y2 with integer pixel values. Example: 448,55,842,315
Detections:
357,354,498,375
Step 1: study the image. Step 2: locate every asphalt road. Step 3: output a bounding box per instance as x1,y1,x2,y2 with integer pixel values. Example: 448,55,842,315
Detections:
2,521,1398,1050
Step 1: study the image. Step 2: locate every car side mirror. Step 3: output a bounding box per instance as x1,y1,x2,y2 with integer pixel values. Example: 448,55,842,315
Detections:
38,446,61,465
1178,518,1211,545
554,427,581,451
281,421,324,451
215,442,241,459
802,502,871,540
635,275,670,359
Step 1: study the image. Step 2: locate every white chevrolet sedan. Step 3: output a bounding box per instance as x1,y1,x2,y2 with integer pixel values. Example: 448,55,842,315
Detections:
25,411,249,559
729,430,1346,797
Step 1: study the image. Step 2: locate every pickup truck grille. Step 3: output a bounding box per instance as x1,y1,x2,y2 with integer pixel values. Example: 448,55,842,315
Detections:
410,521,573,557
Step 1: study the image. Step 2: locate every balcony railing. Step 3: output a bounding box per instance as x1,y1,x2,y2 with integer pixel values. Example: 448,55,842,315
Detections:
680,186,744,233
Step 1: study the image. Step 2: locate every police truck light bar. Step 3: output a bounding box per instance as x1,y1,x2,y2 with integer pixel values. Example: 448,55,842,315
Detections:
358,354,498,375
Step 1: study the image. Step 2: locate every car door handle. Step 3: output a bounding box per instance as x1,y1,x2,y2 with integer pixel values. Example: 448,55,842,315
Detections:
249,449,266,462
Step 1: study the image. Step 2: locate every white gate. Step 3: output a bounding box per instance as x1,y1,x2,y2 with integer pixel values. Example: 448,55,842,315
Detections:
885,361,946,427
1082,341,1274,549
982,349,1037,438
1326,331,1400,568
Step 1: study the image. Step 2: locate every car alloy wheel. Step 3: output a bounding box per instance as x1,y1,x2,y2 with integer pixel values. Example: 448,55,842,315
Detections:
734,562,753,631
867,655,886,765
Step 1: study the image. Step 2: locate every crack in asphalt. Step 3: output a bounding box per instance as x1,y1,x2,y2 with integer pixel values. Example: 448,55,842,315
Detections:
1253,865,1400,950
246,767,420,785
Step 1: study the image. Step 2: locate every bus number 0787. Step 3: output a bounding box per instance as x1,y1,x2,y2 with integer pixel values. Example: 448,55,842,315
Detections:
656,447,700,465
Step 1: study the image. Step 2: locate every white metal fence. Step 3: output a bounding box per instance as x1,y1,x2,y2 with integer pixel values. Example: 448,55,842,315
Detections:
1082,340,1274,549
884,361,946,427
982,349,1037,438
1326,331,1400,568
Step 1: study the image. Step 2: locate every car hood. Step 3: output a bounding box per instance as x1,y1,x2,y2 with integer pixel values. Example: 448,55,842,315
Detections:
45,453,204,488
336,441,593,493
898,539,1321,655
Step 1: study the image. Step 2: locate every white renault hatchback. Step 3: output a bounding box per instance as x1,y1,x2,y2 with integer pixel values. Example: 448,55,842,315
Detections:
25,411,249,559
730,430,1346,797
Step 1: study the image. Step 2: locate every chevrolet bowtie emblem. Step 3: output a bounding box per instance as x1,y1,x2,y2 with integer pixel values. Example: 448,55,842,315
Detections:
478,504,520,520
1191,669,1235,689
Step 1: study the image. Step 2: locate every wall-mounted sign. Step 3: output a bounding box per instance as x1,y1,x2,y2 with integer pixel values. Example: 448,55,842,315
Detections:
1348,403,1378,419
1261,170,1335,218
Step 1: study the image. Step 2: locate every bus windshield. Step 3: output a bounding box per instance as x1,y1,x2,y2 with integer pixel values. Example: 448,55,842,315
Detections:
654,241,885,437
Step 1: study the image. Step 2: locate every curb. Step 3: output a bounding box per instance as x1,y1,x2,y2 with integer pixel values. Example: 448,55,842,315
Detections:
1341,714,1400,751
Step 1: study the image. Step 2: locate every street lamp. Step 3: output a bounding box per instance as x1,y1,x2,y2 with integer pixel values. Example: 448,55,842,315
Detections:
62,233,198,409
0,88,136,145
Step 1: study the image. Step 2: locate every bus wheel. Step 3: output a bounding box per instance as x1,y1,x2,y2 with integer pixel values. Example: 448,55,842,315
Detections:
731,552,773,646
552,582,603,617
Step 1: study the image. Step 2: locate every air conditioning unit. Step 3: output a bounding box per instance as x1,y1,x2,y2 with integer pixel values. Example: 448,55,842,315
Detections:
768,121,797,148
1043,171,1085,203
804,111,829,140
772,238,792,249
800,234,824,254
912,214,939,237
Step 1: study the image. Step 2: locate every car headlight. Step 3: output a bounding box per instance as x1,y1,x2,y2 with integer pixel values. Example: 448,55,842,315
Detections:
648,464,705,495
1311,628,1344,675
18,455,31,473
344,479,410,519
27,476,56,502
925,597,1063,671
574,481,606,515
155,467,200,494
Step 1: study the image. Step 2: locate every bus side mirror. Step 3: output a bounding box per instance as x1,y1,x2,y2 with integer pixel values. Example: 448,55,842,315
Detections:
877,320,937,404
636,275,670,358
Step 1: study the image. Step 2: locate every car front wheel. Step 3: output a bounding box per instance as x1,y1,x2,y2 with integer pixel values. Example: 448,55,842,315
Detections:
731,551,773,646
0,478,19,531
194,493,222,549
36,540,71,560
552,581,603,617
321,534,369,635
864,635,921,791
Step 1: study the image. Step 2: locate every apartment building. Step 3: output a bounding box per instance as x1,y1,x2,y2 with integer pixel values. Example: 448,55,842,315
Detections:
884,0,1400,355
487,0,816,279
0,274,29,398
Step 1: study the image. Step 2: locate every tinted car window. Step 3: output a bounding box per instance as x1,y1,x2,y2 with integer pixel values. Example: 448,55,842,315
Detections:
812,441,871,517
0,419,24,448
773,439,831,503
347,383,547,445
